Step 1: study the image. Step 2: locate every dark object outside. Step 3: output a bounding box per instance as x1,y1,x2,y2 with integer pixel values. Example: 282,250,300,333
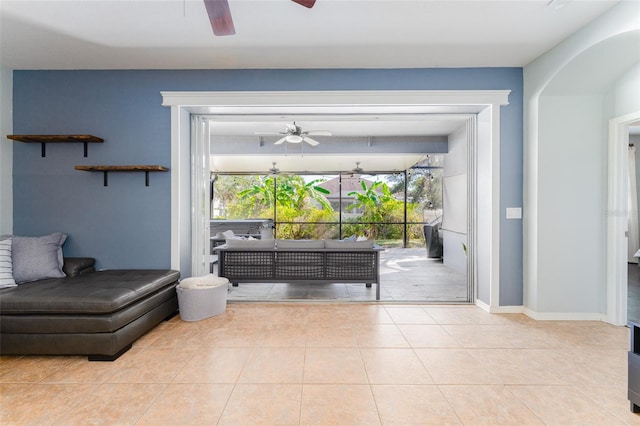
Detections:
423,218,443,259
629,321,640,412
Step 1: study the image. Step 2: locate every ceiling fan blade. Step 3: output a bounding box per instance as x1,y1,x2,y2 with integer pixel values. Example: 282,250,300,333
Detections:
255,132,281,136
303,136,320,146
203,0,236,36
292,0,316,8
274,136,288,145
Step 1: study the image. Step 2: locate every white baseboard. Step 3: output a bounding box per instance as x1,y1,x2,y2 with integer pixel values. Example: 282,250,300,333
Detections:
522,308,607,322
475,299,608,321
475,299,524,314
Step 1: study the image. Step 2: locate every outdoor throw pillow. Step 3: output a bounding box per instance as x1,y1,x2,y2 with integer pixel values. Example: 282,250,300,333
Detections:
0,236,17,288
12,233,67,283
276,239,325,249
226,239,275,249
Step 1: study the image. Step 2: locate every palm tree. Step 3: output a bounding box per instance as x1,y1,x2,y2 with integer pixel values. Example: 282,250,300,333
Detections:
239,175,331,210
282,177,332,211
347,180,398,239
238,175,277,208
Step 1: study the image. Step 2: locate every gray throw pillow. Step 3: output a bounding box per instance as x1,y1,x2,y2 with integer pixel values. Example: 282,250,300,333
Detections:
0,236,17,288
276,239,325,249
12,233,67,283
225,239,275,249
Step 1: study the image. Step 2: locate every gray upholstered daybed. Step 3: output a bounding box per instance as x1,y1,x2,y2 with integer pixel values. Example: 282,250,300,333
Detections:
0,234,179,361
215,239,383,300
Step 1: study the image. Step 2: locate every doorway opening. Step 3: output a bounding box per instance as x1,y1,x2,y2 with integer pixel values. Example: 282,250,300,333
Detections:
627,121,640,323
162,90,510,310
608,111,640,326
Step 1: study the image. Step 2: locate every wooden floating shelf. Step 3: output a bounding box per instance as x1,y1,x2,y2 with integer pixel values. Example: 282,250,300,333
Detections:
75,165,169,187
7,134,104,157
74,165,169,172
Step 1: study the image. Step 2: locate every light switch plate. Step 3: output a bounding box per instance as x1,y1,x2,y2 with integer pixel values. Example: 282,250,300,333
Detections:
506,207,522,219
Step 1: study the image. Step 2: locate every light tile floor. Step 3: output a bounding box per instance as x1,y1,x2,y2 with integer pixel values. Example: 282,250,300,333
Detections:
0,303,636,425
225,247,469,303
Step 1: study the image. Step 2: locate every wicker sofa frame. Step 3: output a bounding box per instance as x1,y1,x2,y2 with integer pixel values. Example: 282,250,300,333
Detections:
216,247,383,300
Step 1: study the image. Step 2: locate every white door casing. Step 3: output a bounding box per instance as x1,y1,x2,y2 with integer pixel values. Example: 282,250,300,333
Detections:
161,90,509,308
608,111,640,326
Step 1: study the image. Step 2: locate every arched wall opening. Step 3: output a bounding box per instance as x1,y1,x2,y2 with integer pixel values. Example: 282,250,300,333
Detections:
524,24,640,323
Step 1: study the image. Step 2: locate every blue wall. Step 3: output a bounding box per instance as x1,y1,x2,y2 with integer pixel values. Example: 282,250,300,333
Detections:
12,68,523,304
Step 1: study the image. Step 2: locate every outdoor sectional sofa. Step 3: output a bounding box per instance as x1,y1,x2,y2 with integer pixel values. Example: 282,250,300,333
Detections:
216,239,383,300
0,256,180,361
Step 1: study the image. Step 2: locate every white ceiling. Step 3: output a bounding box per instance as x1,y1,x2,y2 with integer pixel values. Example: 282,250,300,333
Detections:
210,153,429,174
208,114,471,136
0,0,623,172
0,0,619,70
208,113,465,172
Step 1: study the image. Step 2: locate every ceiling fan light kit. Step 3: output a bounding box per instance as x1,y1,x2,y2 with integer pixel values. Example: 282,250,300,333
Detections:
286,135,303,143
268,162,280,175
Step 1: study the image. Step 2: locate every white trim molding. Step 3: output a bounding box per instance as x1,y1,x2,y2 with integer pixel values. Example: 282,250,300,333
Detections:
608,111,640,326
169,105,181,271
161,90,510,110
477,299,609,321
475,299,523,314
523,308,607,322
161,90,510,307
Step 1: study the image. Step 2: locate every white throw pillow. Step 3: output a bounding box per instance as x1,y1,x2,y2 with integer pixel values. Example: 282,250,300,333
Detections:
0,237,17,288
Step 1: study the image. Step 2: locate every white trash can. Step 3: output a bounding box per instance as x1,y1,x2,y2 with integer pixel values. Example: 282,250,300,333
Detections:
177,275,229,321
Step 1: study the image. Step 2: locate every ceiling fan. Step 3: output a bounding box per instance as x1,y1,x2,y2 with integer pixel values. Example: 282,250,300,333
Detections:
352,162,364,174
257,122,331,147
203,0,317,36
268,162,280,174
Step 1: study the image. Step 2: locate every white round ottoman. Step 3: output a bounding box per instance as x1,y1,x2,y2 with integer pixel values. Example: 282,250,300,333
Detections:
176,275,229,321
